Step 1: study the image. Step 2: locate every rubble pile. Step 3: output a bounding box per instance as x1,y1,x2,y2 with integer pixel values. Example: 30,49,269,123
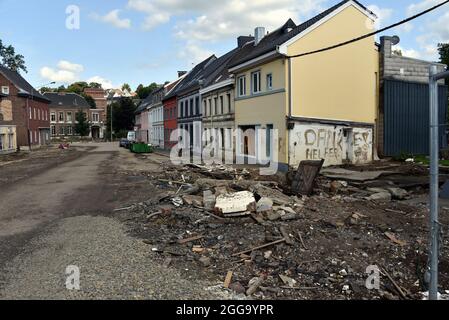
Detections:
115,160,449,300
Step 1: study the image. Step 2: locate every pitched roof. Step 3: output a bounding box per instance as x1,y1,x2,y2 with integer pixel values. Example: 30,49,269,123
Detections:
0,65,51,103
167,55,217,97
43,92,91,109
228,0,374,68
135,91,154,114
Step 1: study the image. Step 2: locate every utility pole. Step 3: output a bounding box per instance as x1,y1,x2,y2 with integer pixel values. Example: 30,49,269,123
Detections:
110,103,113,142
428,65,449,300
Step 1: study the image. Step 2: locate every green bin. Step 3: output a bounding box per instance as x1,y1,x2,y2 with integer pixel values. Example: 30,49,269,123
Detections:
130,143,153,154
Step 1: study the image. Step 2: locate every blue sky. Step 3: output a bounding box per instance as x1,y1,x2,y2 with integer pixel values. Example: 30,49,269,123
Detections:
0,0,448,90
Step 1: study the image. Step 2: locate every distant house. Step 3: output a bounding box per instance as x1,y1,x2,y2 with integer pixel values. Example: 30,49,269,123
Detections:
200,36,254,157
163,72,187,150
135,95,152,144
175,55,217,152
149,86,165,148
0,65,51,150
44,92,106,139
83,88,108,123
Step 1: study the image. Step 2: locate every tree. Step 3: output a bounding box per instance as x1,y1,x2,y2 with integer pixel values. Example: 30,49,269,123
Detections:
67,82,89,95
136,83,159,99
0,39,27,73
74,110,90,137
82,94,96,109
88,82,102,89
122,83,131,92
106,97,137,139
438,43,449,85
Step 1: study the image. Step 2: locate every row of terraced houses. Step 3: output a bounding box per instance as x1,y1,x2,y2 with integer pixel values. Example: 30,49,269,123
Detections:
134,0,447,170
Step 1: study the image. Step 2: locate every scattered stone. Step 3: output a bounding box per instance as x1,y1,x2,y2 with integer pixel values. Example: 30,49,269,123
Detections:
366,192,392,201
203,190,216,210
246,277,264,296
199,256,212,267
257,197,274,213
267,211,282,221
264,251,273,259
339,269,348,277
229,282,246,295
386,187,408,200
279,275,297,288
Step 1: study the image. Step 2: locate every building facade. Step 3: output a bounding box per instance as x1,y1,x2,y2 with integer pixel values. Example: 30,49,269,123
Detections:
228,0,378,169
44,92,106,139
0,93,17,153
149,86,165,148
163,73,186,149
0,66,51,150
83,88,108,123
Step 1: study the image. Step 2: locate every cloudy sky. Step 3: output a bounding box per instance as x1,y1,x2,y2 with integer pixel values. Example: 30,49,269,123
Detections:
0,0,448,90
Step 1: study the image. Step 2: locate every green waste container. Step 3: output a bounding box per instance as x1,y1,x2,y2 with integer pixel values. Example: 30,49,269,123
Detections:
130,143,153,154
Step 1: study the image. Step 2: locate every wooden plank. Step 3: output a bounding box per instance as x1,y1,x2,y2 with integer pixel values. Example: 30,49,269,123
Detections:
224,271,233,289
178,235,204,244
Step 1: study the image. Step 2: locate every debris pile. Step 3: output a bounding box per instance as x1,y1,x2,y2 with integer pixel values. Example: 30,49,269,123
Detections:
114,159,449,300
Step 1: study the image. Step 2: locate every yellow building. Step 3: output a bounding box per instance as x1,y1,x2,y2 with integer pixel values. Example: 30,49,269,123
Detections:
228,0,379,169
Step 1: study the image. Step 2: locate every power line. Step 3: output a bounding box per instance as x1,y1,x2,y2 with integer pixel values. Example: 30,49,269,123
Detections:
286,0,449,59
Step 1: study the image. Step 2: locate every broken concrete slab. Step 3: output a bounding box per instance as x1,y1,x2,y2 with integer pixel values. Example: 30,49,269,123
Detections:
321,168,395,182
215,191,256,214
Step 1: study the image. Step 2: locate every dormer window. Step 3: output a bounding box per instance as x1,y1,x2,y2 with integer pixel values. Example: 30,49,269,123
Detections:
1,86,10,95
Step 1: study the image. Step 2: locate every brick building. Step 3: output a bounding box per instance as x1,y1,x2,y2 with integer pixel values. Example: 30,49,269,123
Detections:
0,66,51,150
44,92,106,139
83,88,108,120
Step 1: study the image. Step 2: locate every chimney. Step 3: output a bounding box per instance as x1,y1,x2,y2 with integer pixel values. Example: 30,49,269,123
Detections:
178,71,187,78
254,27,266,46
380,35,400,57
237,36,254,48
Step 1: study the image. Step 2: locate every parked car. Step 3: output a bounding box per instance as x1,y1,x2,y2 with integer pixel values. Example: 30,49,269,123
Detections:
119,138,131,149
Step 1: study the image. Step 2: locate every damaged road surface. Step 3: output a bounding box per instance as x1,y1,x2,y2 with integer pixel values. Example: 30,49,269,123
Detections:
0,143,229,300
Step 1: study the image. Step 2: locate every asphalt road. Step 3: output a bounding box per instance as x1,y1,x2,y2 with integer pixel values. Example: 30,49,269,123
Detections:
0,143,226,300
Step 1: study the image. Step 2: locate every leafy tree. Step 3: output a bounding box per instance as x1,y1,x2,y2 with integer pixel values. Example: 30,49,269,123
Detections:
88,82,102,89
67,82,89,94
122,83,132,92
0,39,27,73
105,98,137,139
136,83,159,99
82,94,96,109
74,110,90,137
438,43,449,85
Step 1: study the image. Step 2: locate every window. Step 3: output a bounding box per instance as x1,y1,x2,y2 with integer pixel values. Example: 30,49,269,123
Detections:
59,112,64,122
208,99,212,116
66,112,72,123
251,71,261,94
238,76,246,97
214,97,218,115
51,112,56,122
29,108,32,120
180,101,184,117
67,126,73,135
34,108,36,120
59,126,64,135
220,96,224,115
190,98,194,116
195,97,200,115
267,73,273,90
203,101,207,116
0,134,4,150
227,94,231,114
92,113,99,123
51,126,56,135
1,86,9,95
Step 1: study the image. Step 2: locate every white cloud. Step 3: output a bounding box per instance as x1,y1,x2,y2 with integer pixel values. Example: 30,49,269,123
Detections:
86,76,115,90
393,45,422,59
367,5,392,29
92,9,131,29
57,60,84,73
128,0,327,39
40,60,84,83
407,0,442,16
177,41,214,66
40,67,78,83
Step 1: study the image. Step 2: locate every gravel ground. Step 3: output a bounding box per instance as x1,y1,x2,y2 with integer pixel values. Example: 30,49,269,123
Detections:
0,215,233,300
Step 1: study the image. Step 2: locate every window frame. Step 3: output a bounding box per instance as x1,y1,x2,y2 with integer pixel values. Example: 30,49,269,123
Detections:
267,73,273,91
237,75,246,97
251,70,261,94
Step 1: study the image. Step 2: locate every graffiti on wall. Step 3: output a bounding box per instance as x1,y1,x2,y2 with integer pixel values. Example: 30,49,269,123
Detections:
289,123,373,167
